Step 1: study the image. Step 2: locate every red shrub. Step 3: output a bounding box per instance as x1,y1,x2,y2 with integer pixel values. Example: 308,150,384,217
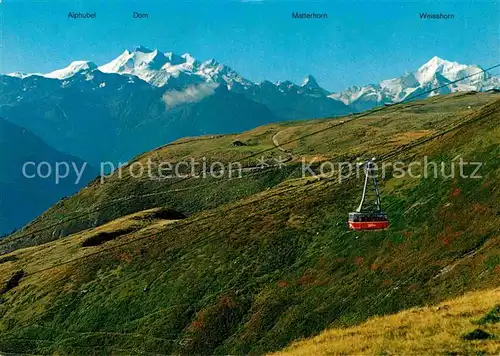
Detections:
354,256,364,267
277,281,288,288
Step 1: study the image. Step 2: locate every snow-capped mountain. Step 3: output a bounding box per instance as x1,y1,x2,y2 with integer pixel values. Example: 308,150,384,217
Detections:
96,46,257,91
9,46,349,120
94,49,498,114
95,46,350,119
92,46,262,93
98,47,203,87
330,56,500,111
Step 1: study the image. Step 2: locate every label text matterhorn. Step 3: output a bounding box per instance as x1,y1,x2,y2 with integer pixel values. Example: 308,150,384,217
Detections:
292,12,328,19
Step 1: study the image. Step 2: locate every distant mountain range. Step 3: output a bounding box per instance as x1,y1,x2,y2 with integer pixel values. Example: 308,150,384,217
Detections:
5,48,498,128
6,46,352,124
330,56,500,111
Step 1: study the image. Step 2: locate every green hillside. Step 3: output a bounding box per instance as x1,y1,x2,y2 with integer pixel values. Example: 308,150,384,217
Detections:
0,92,499,354
2,91,496,253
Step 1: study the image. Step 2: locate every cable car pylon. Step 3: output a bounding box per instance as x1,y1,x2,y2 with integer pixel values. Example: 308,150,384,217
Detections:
348,159,389,230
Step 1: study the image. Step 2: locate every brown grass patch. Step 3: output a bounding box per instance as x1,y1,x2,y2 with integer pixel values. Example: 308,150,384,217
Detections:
390,130,433,145
271,288,500,356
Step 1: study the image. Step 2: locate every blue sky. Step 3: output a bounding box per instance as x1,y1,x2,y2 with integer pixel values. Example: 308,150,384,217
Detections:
1,0,499,92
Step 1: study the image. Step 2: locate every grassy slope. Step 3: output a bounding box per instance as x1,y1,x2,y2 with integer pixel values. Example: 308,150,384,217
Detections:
1,92,496,253
0,92,498,354
272,288,500,355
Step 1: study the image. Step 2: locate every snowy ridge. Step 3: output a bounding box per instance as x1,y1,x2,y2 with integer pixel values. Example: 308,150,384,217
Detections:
94,46,258,89
2,46,351,121
44,61,98,80
5,49,499,115
95,46,345,118
330,56,500,110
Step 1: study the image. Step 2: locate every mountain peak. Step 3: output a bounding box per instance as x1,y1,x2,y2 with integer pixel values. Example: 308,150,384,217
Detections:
100,47,169,74
427,55,447,64
302,75,320,89
419,56,459,70
416,56,468,83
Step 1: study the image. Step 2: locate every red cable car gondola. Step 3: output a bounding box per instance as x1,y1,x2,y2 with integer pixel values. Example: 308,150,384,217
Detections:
348,159,389,230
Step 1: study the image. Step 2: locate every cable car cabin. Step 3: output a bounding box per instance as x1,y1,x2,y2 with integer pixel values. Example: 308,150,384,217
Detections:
348,212,389,230
348,159,389,231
